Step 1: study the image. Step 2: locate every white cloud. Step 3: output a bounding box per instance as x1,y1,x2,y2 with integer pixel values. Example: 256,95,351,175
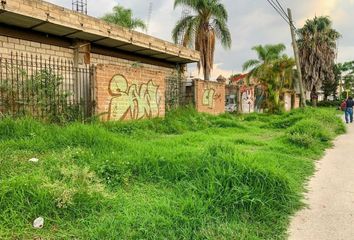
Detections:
189,63,234,80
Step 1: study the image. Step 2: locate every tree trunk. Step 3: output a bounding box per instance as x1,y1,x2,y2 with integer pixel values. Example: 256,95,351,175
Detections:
204,67,211,81
274,91,280,108
310,87,318,107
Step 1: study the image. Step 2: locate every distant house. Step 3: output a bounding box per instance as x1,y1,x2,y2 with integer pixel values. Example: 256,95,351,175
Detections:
226,74,266,113
225,74,300,113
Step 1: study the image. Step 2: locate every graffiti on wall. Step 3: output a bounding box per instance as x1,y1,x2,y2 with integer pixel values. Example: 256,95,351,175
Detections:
240,87,254,113
202,88,216,109
202,87,221,109
108,74,161,120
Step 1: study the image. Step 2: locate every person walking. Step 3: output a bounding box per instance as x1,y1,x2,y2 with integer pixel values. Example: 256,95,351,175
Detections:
345,96,354,123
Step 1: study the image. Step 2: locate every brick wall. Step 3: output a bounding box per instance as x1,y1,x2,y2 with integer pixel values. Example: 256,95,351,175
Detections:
0,35,180,122
0,36,74,60
96,64,175,121
194,79,225,115
90,53,170,72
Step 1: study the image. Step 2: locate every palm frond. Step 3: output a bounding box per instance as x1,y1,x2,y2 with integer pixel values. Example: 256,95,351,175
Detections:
172,15,196,44
242,59,260,71
172,0,231,80
212,18,231,49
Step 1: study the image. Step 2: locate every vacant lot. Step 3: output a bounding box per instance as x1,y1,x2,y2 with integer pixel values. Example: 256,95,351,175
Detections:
0,108,345,239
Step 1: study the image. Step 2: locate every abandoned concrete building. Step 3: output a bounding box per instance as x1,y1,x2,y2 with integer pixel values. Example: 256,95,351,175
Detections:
0,0,229,121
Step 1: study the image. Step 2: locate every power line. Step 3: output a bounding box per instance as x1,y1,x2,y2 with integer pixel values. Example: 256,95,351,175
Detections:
265,0,297,30
265,0,307,106
266,0,290,25
274,0,288,18
273,0,297,30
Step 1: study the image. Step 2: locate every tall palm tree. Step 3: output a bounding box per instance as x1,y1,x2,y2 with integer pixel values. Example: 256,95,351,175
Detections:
172,0,232,80
297,16,341,105
243,44,295,112
102,5,147,31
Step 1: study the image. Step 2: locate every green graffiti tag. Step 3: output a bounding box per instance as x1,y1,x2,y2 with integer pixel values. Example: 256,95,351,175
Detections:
202,88,216,109
108,74,161,120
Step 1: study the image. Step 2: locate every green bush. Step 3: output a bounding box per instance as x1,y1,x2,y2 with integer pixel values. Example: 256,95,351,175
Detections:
0,69,86,124
317,100,341,107
285,108,345,149
287,132,316,148
288,119,332,142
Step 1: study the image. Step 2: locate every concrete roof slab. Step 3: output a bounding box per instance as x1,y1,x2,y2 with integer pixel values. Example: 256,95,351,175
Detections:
0,12,42,28
34,22,77,36
1,0,200,64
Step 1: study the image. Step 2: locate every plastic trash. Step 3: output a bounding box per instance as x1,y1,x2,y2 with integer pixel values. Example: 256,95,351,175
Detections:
29,158,39,163
33,217,44,229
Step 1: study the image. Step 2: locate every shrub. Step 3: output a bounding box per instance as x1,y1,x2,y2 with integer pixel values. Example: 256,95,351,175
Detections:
317,100,341,108
286,118,334,148
0,69,86,124
287,132,316,148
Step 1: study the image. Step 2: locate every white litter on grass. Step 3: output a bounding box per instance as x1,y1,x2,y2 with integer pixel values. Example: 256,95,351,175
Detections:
33,217,44,229
28,158,39,163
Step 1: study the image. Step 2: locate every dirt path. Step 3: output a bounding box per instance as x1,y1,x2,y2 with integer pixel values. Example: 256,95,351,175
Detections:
289,121,354,240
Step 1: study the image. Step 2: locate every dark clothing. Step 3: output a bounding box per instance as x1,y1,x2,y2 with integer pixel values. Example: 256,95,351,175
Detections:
346,107,353,123
345,99,354,123
346,99,354,108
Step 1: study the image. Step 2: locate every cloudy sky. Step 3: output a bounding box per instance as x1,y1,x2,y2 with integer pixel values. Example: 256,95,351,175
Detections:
48,0,354,79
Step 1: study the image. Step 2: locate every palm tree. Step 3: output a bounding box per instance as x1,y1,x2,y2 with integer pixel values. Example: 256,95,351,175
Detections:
172,0,232,80
243,44,295,112
102,5,147,31
297,16,341,106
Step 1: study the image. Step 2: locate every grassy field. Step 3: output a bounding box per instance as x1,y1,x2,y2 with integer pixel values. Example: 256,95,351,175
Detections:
0,107,345,239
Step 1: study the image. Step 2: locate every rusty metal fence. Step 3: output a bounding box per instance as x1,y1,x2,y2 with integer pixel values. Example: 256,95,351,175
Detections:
0,53,95,122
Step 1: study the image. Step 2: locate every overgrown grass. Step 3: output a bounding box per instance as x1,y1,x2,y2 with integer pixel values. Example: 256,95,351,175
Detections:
0,107,345,239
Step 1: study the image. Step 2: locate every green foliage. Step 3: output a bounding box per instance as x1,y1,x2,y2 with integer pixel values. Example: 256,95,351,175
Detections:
0,108,344,239
102,5,146,30
297,16,341,97
172,0,231,80
317,100,341,107
0,69,84,123
243,44,295,113
285,108,345,148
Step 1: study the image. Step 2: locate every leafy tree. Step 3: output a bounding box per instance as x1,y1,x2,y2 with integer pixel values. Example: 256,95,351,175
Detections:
102,5,146,31
336,61,354,99
343,74,354,97
323,62,354,102
243,44,295,113
329,62,351,100
297,16,341,105
172,0,232,80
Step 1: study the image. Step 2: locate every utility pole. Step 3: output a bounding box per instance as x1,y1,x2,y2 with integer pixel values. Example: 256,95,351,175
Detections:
287,8,306,107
